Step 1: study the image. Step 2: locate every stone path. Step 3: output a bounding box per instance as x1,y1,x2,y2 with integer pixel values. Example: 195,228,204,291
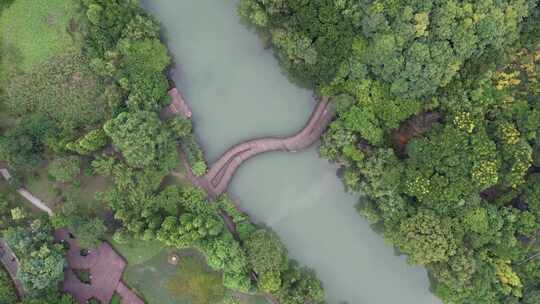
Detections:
0,166,142,304
0,168,54,216
55,229,144,304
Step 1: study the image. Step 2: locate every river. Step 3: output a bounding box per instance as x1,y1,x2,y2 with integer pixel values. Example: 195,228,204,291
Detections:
142,1,440,303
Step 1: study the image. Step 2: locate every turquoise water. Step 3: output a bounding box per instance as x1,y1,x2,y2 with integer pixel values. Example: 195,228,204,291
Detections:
142,1,440,303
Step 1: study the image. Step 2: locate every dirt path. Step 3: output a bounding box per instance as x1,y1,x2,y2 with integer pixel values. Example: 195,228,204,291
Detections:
0,168,54,216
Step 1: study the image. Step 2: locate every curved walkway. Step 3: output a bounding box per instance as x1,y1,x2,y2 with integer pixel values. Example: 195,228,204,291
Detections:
197,96,332,198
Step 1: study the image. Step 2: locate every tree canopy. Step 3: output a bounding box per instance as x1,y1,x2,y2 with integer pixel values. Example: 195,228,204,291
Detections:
241,0,540,303
3,219,66,293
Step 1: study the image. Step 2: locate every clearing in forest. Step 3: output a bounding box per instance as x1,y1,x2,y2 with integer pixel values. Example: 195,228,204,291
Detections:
0,0,78,72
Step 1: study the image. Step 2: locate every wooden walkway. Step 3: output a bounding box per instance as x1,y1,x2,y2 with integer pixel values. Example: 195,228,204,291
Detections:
166,88,192,118
196,96,332,198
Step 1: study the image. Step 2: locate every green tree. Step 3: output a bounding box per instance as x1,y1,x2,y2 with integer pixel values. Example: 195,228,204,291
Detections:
395,209,457,265
69,216,107,249
10,207,26,221
66,129,108,155
118,38,170,111
245,229,287,293
3,219,66,292
22,290,76,304
103,111,177,170
0,115,54,173
17,244,65,291
523,289,540,304
278,263,325,304
167,116,193,141
48,156,81,183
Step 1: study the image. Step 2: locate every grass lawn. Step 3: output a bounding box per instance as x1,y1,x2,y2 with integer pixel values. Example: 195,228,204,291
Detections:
24,162,59,208
0,0,79,72
121,249,216,304
109,238,166,266
116,245,270,304
23,161,111,216
165,254,225,304
0,178,41,215
69,173,111,216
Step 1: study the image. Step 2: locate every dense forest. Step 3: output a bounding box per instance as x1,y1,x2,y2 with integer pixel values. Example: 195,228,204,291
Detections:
239,0,540,303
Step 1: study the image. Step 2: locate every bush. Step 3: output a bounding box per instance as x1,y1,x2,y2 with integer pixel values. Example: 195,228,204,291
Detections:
48,156,81,183
0,266,18,304
109,293,121,304
181,135,207,177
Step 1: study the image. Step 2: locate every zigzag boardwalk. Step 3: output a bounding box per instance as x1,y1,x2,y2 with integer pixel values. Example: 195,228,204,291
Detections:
194,96,332,198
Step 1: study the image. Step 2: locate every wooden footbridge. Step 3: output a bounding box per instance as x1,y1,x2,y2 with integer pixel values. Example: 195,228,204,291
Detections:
182,97,333,198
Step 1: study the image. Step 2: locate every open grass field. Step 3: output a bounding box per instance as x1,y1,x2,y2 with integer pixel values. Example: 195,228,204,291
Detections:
0,0,79,72
24,162,59,208
165,254,225,304
122,249,226,304
76,174,111,214
110,238,166,266
111,241,269,304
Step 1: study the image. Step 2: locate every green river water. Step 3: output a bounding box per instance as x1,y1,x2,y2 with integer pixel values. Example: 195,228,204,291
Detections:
142,1,440,303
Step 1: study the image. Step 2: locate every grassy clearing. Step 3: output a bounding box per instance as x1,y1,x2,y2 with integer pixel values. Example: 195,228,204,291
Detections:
24,162,59,208
0,0,78,72
109,238,166,266
166,255,225,304
122,248,188,304
117,245,269,304
76,174,110,214
122,249,212,304
23,160,110,215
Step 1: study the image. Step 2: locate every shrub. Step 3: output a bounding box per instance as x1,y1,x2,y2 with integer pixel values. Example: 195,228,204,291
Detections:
48,156,81,183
